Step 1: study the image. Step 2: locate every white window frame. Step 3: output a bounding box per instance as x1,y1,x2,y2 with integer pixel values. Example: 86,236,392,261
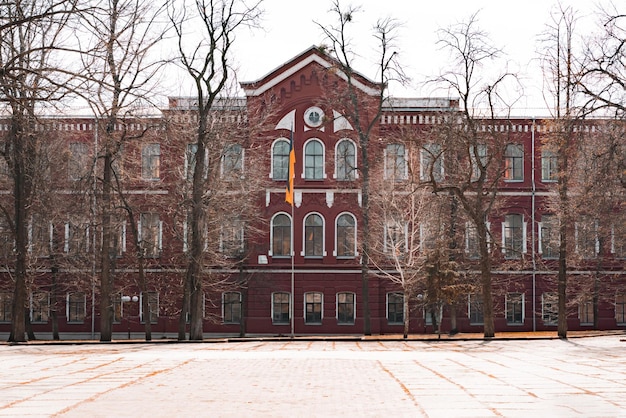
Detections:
302,138,326,180
384,220,408,255
336,292,356,325
383,143,408,181
304,292,323,325
66,292,86,324
334,138,358,180
269,212,292,257
505,292,525,325
271,292,291,325
140,291,159,324
302,212,326,257
501,214,527,258
141,143,160,180
138,213,163,258
420,143,444,181
222,291,242,324
270,138,290,180
334,212,357,258
504,143,524,182
541,149,558,182
221,143,245,178
184,143,208,180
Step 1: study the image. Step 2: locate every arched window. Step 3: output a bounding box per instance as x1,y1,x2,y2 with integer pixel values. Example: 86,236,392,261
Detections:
304,139,324,180
335,139,356,180
304,213,324,257
272,139,290,180
271,213,291,257
335,213,356,257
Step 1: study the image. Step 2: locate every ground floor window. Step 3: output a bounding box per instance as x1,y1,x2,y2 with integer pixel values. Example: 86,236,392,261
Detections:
468,294,483,325
579,299,594,325
140,291,159,324
272,292,290,325
305,292,323,324
223,292,242,324
0,292,11,323
617,294,626,325
387,293,404,324
336,292,355,324
506,293,524,325
542,292,558,326
67,292,86,324
31,292,50,323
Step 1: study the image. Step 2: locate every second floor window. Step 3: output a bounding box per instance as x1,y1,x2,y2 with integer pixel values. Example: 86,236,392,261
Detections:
272,139,290,180
139,213,161,258
384,220,406,255
504,144,523,181
541,150,558,182
221,218,245,257
539,214,559,259
304,214,324,257
576,217,598,259
271,213,291,257
141,143,160,180
222,144,243,179
69,142,89,181
384,144,406,181
335,213,356,258
420,143,444,182
335,139,356,181
502,214,525,259
304,140,324,180
65,218,89,255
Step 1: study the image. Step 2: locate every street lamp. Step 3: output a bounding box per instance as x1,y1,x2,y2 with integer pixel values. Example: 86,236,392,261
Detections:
121,295,139,339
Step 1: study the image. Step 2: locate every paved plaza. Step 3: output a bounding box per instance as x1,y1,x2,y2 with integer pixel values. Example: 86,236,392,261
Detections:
1,335,625,417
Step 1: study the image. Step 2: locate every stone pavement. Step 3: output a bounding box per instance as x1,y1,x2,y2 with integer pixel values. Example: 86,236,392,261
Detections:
1,335,625,417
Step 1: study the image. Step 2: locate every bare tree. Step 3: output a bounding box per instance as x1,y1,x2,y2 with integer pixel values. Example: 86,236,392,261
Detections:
316,0,406,335
78,0,167,341
168,0,262,340
0,0,79,342
421,13,518,338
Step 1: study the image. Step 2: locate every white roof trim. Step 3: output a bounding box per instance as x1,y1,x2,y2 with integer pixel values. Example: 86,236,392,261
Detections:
242,54,380,97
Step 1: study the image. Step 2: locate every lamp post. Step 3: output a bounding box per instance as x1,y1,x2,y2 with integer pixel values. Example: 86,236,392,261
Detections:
121,295,138,339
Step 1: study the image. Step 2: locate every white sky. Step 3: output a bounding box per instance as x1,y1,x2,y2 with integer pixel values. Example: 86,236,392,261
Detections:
216,0,611,116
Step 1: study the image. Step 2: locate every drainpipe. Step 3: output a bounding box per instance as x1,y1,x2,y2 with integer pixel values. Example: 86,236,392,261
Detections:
531,118,537,332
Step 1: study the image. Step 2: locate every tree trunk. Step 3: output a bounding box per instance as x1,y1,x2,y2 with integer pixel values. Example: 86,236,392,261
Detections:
100,151,114,341
478,221,494,338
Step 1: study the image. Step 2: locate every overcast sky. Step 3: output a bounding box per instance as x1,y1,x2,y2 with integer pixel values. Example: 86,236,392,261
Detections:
212,0,612,116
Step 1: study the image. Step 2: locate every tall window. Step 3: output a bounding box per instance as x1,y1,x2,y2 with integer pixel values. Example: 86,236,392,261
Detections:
465,222,480,259
613,221,626,259
271,213,291,257
337,292,355,324
541,150,558,182
64,218,89,255
335,139,356,181
542,292,558,325
616,294,626,325
504,144,523,181
506,293,524,324
69,142,89,180
30,292,49,323
468,294,483,324
0,217,12,258
304,213,324,257
304,139,324,180
539,214,559,259
222,144,243,179
185,143,207,180
420,143,443,181
141,143,160,180
67,292,86,323
576,217,597,259
470,144,487,181
272,139,290,180
221,218,245,257
384,220,406,255
335,213,356,258
140,291,159,324
31,215,51,257
272,292,290,324
223,292,242,324
304,292,323,324
503,214,525,259
140,213,161,258
579,298,594,325
0,292,11,322
384,144,406,181
387,292,404,324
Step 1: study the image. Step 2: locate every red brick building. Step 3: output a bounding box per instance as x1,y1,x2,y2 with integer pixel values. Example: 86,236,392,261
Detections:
0,46,624,339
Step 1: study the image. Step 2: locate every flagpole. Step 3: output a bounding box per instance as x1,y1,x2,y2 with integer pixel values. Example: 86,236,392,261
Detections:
290,199,295,339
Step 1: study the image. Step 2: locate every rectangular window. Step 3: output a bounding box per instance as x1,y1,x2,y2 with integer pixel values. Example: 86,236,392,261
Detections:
504,144,524,181
576,217,597,259
141,143,160,180
0,292,11,322
305,292,323,324
579,299,594,326
470,144,487,181
420,143,443,181
272,292,290,324
387,292,404,324
30,215,51,257
503,214,525,259
542,292,558,326
30,292,49,323
385,221,406,255
0,217,13,258
612,221,626,259
616,294,626,325
506,293,524,325
67,292,86,323
337,292,355,325
185,143,208,180
468,294,483,324
223,292,242,324
539,215,559,259
140,213,161,258
64,218,89,255
222,144,243,179
384,144,406,181
69,142,89,181
335,214,356,258
465,222,480,259
221,218,245,257
541,150,558,182
140,291,159,324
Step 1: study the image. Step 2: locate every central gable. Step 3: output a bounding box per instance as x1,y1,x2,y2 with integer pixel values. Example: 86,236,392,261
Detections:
240,46,381,98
